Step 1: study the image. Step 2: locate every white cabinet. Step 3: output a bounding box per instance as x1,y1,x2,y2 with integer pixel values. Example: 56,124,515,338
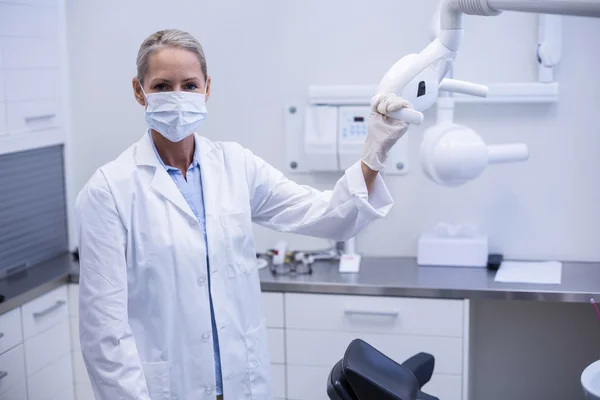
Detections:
0,0,65,155
24,320,70,376
285,293,464,337
27,353,73,400
21,285,68,340
0,308,22,354
68,284,95,400
284,293,469,400
65,284,470,400
0,382,27,400
0,345,26,396
0,308,25,400
0,3,58,37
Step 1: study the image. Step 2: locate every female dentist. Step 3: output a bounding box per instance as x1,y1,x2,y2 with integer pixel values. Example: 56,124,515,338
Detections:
75,29,411,400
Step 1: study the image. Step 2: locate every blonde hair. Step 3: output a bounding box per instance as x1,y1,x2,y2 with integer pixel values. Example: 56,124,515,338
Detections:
136,29,208,85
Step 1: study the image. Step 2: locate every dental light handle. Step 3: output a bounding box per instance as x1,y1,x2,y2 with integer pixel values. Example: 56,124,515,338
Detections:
384,78,487,125
439,79,489,97
488,143,529,164
387,108,425,125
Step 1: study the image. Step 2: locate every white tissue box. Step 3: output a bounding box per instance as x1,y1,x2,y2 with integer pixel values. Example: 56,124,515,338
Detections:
417,225,488,267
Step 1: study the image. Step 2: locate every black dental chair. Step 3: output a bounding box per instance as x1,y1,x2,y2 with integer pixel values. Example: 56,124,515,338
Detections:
327,339,439,400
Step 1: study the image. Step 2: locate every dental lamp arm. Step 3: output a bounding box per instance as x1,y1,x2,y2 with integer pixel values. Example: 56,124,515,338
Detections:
378,0,600,126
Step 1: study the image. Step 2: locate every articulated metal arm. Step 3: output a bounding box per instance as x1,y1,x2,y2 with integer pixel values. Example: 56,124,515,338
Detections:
380,0,600,125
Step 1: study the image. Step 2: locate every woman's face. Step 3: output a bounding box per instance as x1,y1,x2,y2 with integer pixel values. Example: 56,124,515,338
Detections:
133,46,211,106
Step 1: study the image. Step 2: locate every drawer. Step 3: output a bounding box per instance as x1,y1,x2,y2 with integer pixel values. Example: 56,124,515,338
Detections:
7,100,62,135
0,3,58,37
25,320,70,376
73,347,90,385
268,328,285,364
285,294,464,337
286,330,463,375
271,364,285,399
0,382,27,400
0,308,23,354
0,104,6,136
27,353,72,400
68,284,79,317
4,69,61,102
0,345,26,395
75,383,95,400
262,292,284,328
21,286,68,340
287,365,461,400
2,38,60,69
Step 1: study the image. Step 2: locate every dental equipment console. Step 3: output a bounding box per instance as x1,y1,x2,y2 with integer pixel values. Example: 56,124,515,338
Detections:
327,1,600,399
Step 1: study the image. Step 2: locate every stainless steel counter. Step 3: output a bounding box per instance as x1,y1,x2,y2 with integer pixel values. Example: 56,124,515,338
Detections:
2,253,600,315
259,258,600,303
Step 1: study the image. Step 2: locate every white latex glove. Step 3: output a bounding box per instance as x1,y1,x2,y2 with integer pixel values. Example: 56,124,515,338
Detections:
361,93,412,171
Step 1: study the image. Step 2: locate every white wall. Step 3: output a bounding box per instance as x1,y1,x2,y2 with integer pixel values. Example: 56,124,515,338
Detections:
64,2,600,399
66,0,600,262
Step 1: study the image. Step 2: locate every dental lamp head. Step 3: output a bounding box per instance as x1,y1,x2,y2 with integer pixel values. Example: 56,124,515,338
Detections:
420,122,529,186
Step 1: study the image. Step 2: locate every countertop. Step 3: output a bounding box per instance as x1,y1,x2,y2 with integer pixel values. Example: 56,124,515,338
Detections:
3,253,600,315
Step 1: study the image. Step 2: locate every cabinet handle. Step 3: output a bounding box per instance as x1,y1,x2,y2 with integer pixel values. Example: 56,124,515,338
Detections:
344,308,399,318
33,299,66,319
24,113,56,123
0,371,7,380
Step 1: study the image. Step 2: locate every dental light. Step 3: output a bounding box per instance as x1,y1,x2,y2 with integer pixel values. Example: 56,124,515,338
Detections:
380,0,600,186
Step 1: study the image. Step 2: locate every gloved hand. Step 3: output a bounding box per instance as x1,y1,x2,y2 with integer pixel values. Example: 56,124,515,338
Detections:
361,93,413,171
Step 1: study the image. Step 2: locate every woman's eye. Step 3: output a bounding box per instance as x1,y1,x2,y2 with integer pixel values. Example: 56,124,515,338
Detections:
184,83,198,91
154,83,169,91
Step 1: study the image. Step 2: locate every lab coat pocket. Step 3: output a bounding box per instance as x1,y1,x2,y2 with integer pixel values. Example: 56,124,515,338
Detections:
244,320,272,400
141,361,170,400
220,210,257,278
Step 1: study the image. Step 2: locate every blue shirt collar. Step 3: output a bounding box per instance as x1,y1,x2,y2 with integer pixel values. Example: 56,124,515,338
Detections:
148,131,201,171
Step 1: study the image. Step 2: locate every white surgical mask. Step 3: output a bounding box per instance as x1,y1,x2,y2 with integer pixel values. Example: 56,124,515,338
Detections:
140,83,208,142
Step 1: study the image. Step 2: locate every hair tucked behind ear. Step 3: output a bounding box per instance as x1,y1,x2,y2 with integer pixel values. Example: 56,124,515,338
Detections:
136,29,208,85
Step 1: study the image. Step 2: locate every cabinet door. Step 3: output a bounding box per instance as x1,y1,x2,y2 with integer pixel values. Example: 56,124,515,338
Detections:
262,292,284,328
286,329,463,375
2,38,60,69
285,293,464,337
0,308,23,354
24,320,70,376
271,364,285,399
0,3,58,37
21,286,68,340
27,353,73,400
0,345,26,396
0,382,27,400
6,100,62,135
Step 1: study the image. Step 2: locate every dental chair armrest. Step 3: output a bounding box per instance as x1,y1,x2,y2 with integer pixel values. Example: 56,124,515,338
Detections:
401,352,435,389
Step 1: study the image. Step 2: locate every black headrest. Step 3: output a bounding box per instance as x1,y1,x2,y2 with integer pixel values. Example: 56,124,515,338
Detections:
342,339,420,400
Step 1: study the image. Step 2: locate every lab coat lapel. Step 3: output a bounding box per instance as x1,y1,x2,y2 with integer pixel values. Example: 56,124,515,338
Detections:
135,133,197,221
195,134,218,216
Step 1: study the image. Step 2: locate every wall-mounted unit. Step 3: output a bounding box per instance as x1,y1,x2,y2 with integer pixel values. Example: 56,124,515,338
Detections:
284,97,409,175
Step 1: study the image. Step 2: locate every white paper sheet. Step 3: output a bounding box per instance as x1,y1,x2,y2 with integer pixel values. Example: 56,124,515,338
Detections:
494,261,562,284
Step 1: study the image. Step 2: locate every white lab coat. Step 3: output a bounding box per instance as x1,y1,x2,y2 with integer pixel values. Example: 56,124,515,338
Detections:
75,133,394,400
